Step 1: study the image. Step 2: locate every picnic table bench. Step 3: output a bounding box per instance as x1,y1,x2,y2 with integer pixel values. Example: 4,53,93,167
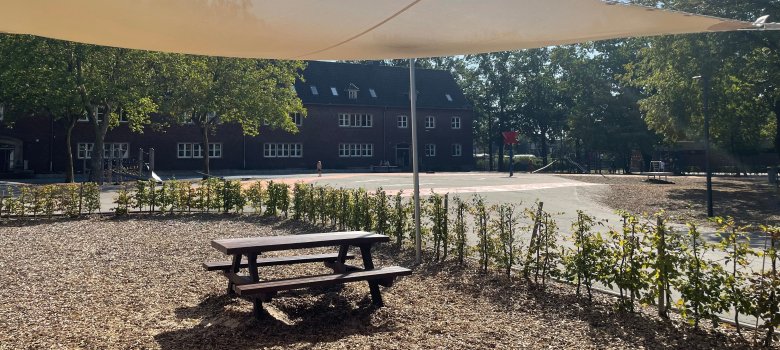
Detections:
204,231,411,319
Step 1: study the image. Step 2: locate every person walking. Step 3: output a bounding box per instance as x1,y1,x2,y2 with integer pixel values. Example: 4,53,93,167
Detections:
316,160,322,177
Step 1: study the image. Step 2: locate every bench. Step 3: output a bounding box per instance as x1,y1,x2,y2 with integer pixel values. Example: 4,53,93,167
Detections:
235,266,412,296
206,231,410,319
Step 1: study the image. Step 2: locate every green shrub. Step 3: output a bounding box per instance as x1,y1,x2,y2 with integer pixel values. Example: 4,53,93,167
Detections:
82,183,101,214
247,181,266,214
57,184,81,218
493,203,521,278
452,196,469,265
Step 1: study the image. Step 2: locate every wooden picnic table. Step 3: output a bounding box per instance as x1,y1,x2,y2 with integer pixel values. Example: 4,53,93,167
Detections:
204,231,411,319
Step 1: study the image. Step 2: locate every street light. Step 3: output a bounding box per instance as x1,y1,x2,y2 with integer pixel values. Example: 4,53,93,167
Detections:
693,75,714,217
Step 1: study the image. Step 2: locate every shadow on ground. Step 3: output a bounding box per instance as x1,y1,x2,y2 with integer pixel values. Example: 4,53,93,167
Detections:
155,289,393,350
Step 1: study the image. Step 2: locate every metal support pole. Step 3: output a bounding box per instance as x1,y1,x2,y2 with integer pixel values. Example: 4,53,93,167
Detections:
509,144,514,177
149,148,155,175
410,58,421,265
138,148,144,176
702,76,714,217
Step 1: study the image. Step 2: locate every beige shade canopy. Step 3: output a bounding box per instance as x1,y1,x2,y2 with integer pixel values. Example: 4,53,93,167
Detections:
0,0,756,60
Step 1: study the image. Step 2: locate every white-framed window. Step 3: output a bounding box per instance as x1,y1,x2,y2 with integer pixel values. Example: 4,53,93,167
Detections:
263,143,303,158
339,143,373,158
103,143,129,159
118,111,129,123
79,106,106,122
337,113,372,127
77,143,94,159
425,144,436,157
397,115,408,128
348,90,358,99
178,143,219,158
291,113,303,126
452,143,462,157
208,143,222,158
425,115,436,129
192,144,203,158
177,143,192,158
95,107,106,123
451,116,461,129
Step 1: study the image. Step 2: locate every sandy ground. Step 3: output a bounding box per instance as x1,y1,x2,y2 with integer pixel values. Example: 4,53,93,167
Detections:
557,174,780,226
0,216,765,349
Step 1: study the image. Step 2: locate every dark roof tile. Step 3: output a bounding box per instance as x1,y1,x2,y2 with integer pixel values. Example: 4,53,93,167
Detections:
295,61,470,110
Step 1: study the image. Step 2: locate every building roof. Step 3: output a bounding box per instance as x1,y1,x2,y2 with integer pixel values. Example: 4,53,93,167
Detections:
295,61,470,110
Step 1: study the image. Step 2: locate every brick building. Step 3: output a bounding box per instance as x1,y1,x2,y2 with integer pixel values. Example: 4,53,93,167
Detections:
0,61,474,176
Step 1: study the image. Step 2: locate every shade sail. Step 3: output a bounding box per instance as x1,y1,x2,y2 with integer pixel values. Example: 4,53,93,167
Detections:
0,0,755,60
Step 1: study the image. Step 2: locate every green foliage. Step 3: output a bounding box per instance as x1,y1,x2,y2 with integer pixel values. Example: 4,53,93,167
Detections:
388,191,410,247
82,183,101,214
674,223,728,328
373,188,389,236
563,211,611,301
264,181,289,217
611,211,649,311
749,225,780,347
113,185,133,216
713,216,755,334
133,180,154,212
246,181,266,214
452,196,469,265
222,180,245,214
493,203,521,278
523,202,559,286
427,192,449,262
472,195,492,273
57,184,81,218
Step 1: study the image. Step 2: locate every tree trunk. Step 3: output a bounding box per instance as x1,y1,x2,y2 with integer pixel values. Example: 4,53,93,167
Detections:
497,139,505,172
488,118,494,171
89,106,110,184
201,124,210,175
774,99,780,161
64,116,77,183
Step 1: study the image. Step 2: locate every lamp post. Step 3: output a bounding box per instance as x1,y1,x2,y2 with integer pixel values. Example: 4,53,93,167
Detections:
693,75,714,217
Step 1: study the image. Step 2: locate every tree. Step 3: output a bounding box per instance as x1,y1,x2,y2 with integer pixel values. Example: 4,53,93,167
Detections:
72,44,158,183
0,35,86,182
514,48,569,166
463,52,522,171
0,35,159,183
156,54,305,175
624,1,780,164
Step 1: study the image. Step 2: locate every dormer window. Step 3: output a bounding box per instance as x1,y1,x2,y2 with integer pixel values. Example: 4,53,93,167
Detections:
347,83,359,100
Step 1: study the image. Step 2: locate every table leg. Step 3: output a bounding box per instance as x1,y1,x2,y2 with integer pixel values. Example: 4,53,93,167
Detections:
360,244,383,307
246,253,263,319
227,254,241,296
337,244,349,263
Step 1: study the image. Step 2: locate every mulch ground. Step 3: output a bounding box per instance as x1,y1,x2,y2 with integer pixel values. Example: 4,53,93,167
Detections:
0,215,767,349
558,174,780,225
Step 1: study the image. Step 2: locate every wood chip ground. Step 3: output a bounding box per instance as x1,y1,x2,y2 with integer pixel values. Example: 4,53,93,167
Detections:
0,215,767,349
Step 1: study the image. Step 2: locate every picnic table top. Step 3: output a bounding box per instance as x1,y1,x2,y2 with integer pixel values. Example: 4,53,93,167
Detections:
211,231,389,255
